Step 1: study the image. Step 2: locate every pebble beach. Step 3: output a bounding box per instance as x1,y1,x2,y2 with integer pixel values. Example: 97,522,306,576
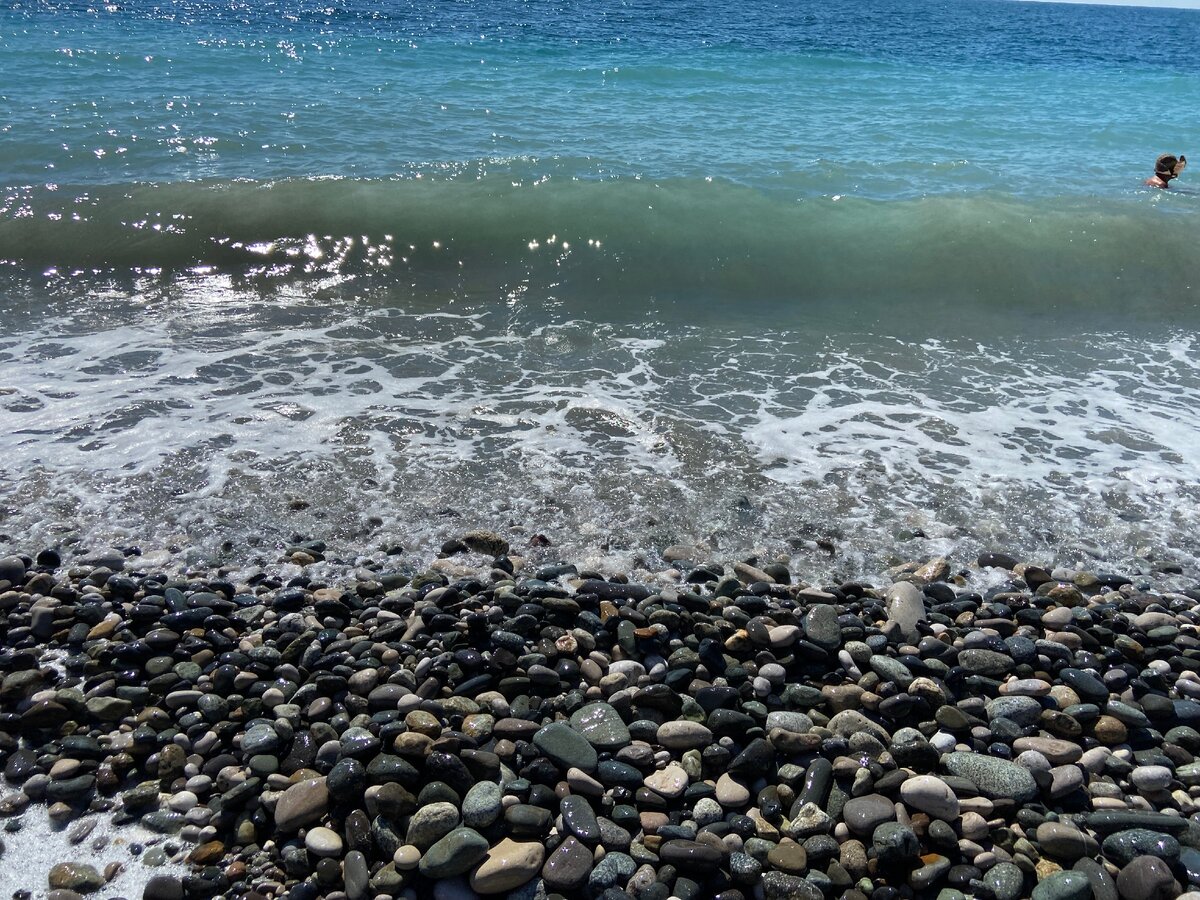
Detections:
5,0,1200,899
4,533,1200,900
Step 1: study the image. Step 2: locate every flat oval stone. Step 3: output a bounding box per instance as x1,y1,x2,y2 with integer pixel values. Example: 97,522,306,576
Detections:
1012,736,1082,766
656,721,713,751
986,696,1044,728
462,781,502,829
1001,678,1052,697
1059,669,1109,705
47,863,105,893
1130,765,1172,793
1101,828,1180,867
1037,822,1100,861
766,840,808,874
274,777,329,832
943,752,1038,803
469,838,545,895
569,702,631,750
242,723,281,755
304,826,343,857
533,722,598,773
659,839,723,871
803,605,841,650
900,775,959,821
842,794,895,837
418,827,489,878
561,795,601,845
541,835,592,891
1031,871,1093,900
405,801,460,849
958,649,1014,677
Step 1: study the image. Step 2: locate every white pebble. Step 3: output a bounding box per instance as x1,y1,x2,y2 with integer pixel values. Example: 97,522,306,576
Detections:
167,790,198,812
1131,765,1173,792
929,731,957,753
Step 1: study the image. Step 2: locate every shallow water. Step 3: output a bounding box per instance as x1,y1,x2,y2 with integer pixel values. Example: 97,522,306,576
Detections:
0,803,190,899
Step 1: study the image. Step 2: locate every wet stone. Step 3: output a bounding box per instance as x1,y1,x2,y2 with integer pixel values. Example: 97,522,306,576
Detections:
1031,871,1094,900
541,835,593,892
533,721,598,772
470,838,545,894
561,794,601,844
419,826,489,878
985,862,1028,900
944,751,1038,802
842,794,895,837
1101,828,1180,867
569,702,631,750
1115,856,1180,900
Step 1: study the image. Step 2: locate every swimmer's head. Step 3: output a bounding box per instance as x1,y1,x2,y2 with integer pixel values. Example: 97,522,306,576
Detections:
1155,153,1187,180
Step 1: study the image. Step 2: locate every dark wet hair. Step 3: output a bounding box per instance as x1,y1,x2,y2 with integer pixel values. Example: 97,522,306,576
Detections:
1156,154,1186,177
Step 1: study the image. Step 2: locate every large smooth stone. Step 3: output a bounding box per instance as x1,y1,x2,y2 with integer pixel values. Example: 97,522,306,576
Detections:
900,775,959,821
569,703,631,750
469,838,545,894
885,582,926,640
1037,822,1100,862
274,777,329,831
419,827,489,878
656,721,713,751
944,751,1038,802
462,781,502,829
542,835,593,891
533,722,599,772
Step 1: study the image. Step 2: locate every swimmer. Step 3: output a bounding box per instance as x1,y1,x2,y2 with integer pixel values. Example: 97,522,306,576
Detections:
1146,153,1186,188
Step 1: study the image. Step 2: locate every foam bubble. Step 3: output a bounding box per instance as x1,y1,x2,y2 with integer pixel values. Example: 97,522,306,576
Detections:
0,803,190,899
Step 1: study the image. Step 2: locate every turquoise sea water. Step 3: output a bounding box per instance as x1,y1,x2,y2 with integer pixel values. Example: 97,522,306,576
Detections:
2,0,1200,576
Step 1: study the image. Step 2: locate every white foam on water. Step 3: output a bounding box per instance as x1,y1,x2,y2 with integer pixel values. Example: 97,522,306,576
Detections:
0,803,190,899
4,278,1200,579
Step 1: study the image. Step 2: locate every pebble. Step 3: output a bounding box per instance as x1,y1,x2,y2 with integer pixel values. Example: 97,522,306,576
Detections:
541,835,593,891
1037,821,1100,862
656,720,713,750
644,762,689,799
1032,871,1094,900
304,826,344,857
944,751,1039,802
274,777,329,831
406,801,461,849
418,827,489,878
533,721,598,772
461,781,502,829
47,863,105,893
1116,856,1180,900
900,775,959,821
469,838,545,894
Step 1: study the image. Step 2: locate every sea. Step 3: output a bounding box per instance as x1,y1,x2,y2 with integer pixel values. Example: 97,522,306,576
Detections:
2,0,1200,581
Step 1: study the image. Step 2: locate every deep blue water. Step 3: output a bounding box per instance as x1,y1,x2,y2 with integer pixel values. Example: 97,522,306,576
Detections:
3,0,1199,192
